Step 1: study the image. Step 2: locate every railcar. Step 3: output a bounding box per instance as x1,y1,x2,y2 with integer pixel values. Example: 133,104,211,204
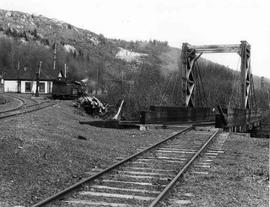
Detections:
52,79,85,99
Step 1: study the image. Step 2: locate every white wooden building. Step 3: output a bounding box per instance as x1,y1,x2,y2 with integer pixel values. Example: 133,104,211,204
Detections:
4,80,53,93
1,68,56,94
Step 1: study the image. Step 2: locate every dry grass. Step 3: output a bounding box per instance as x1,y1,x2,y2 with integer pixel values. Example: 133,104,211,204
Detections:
0,95,22,112
0,99,176,206
165,133,269,207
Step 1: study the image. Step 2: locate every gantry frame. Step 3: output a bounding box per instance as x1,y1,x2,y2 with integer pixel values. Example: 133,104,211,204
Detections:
181,41,251,109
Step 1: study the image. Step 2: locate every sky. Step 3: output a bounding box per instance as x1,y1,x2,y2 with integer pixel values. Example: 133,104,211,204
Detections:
0,0,269,78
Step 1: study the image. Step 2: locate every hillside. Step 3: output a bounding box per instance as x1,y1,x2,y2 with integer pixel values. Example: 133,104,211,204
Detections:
0,9,175,74
0,9,113,57
0,9,269,111
0,9,182,105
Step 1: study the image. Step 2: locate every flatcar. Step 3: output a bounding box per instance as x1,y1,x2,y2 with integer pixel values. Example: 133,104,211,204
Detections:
52,79,85,99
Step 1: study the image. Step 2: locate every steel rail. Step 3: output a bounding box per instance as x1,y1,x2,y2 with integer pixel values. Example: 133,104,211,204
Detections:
0,100,51,114
22,100,51,109
0,95,25,113
0,94,49,114
149,129,220,207
31,126,193,207
0,101,56,119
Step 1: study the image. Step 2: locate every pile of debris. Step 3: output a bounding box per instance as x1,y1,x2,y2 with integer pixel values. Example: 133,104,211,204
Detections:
74,95,109,117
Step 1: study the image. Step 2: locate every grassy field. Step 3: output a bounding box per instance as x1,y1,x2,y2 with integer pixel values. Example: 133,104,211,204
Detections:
0,99,176,206
0,95,5,104
0,95,22,112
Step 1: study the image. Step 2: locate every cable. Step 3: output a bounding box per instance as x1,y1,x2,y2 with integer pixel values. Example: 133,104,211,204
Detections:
193,63,201,106
170,71,179,105
195,61,208,107
228,54,241,108
160,72,174,105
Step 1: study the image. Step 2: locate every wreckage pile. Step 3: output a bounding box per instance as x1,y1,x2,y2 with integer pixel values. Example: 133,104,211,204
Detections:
74,95,109,117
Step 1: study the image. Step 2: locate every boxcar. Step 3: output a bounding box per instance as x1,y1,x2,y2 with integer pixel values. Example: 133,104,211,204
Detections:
52,80,85,99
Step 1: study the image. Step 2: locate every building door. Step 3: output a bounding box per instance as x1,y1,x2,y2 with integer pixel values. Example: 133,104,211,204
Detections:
25,82,32,93
39,82,45,93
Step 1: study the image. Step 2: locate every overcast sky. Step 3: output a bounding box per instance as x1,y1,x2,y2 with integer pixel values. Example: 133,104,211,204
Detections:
0,0,269,78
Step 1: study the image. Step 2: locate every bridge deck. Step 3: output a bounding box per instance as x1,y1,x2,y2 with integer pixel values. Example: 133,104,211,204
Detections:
140,106,262,133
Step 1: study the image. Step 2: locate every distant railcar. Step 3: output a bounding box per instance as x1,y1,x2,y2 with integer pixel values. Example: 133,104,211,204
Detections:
52,79,85,99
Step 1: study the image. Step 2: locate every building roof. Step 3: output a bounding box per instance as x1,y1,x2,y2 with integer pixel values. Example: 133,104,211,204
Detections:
0,67,59,81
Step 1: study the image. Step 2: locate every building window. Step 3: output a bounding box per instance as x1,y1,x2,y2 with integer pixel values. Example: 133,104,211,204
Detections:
39,82,45,93
25,82,31,92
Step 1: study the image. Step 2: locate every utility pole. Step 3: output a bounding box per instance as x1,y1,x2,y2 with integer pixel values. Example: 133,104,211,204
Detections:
121,70,124,97
96,66,99,95
35,61,42,97
261,76,265,90
53,43,57,70
0,72,5,93
268,89,270,109
17,61,21,93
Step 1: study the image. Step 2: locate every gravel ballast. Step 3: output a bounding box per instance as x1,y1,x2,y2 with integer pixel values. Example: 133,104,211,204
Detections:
1,96,268,207
164,133,269,207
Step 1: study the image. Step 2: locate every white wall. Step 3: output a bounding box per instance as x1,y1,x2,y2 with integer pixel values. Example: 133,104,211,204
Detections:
4,80,53,94
22,81,52,94
20,81,29,93
4,80,18,92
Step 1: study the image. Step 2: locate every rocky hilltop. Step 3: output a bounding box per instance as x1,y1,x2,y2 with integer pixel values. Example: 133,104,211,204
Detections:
0,9,179,74
0,9,109,54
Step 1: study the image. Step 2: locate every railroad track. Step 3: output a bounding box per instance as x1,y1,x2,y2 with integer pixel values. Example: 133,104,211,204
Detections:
0,97,56,119
32,127,220,207
0,94,25,113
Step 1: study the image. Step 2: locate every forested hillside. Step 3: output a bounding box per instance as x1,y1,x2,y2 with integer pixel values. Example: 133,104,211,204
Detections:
0,9,269,115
